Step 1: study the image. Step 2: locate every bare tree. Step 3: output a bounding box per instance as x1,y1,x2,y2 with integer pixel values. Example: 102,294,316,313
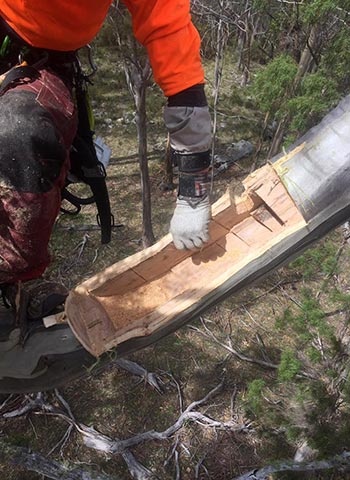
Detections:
110,3,155,247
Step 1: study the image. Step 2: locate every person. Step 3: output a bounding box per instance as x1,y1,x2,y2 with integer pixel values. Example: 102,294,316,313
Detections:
0,1,212,317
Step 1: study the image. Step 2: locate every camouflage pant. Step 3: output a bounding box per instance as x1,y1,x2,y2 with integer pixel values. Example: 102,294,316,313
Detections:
0,68,77,284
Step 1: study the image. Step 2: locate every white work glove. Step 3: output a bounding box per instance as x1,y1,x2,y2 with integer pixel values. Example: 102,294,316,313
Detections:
170,195,210,250
164,84,212,250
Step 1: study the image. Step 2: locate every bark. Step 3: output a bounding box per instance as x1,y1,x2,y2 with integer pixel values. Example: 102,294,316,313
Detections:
163,134,175,190
129,58,155,248
234,452,350,479
236,1,262,87
114,9,155,248
212,0,228,160
0,439,120,480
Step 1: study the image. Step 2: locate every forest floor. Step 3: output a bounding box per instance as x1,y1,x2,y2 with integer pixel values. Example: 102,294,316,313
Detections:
1,45,350,480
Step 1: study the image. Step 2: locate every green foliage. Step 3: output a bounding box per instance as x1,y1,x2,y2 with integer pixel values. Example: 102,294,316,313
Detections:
290,242,338,280
287,72,339,135
340,371,350,397
300,291,326,328
276,289,335,344
331,289,350,310
275,307,294,331
306,345,322,364
285,425,303,443
301,382,350,455
322,28,350,91
278,349,302,381
248,0,350,149
260,242,350,457
246,379,266,416
252,54,298,116
301,0,339,23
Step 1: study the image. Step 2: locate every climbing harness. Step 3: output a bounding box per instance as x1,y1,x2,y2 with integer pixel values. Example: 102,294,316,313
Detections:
0,24,114,244
62,45,114,244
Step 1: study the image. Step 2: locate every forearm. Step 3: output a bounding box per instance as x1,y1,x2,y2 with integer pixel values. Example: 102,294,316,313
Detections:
166,84,212,250
121,0,204,96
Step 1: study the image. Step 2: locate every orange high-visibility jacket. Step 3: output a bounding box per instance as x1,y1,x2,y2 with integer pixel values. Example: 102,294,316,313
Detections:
0,0,204,96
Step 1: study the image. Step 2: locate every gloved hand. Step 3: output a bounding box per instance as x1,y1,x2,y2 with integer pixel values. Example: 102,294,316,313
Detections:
164,84,212,250
170,195,210,249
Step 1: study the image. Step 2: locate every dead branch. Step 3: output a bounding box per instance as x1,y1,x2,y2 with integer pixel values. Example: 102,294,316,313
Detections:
191,318,317,380
2,392,156,480
114,358,164,393
80,380,249,454
234,451,350,479
190,318,278,370
55,224,123,232
1,382,249,479
0,439,120,480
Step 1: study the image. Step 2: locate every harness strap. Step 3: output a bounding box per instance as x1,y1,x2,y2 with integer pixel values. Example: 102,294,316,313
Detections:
0,64,39,94
68,70,113,244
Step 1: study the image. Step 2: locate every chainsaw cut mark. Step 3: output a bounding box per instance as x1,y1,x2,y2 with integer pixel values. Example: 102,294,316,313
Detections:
251,205,284,232
66,164,307,357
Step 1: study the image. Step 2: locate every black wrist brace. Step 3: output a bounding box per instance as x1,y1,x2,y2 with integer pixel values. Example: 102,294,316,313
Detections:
173,150,211,173
174,150,211,198
167,84,208,107
178,170,209,198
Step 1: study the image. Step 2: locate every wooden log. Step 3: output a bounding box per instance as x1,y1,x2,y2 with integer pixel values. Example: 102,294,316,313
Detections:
65,95,350,357
66,164,305,356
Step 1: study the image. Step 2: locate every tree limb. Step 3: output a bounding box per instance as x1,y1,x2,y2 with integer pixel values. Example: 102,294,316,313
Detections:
1,381,249,480
0,439,120,480
114,358,164,393
234,452,350,479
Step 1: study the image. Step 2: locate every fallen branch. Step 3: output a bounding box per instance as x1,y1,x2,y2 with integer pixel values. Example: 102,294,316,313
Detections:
1,382,249,479
55,224,123,232
190,318,278,370
234,452,350,479
191,318,316,380
0,439,120,480
114,358,164,393
2,392,156,480
79,380,249,454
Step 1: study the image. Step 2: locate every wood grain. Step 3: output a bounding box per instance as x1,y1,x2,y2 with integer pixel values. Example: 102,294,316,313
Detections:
65,163,307,356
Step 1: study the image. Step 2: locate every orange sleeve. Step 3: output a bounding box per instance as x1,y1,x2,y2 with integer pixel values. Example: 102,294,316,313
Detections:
121,0,205,97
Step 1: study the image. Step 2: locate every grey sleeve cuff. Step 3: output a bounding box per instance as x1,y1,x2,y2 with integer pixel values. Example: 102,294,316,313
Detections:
163,105,212,154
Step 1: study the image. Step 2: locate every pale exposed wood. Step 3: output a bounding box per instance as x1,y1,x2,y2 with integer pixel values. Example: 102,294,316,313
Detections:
43,312,66,328
231,216,274,246
0,93,348,394
0,439,120,480
74,235,173,294
244,163,305,226
66,164,307,357
272,142,306,169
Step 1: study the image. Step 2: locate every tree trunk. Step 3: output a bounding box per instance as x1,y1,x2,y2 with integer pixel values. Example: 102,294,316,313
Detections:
2,96,350,391
163,134,175,190
124,51,155,248
268,23,321,158
133,69,155,248
212,1,227,159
